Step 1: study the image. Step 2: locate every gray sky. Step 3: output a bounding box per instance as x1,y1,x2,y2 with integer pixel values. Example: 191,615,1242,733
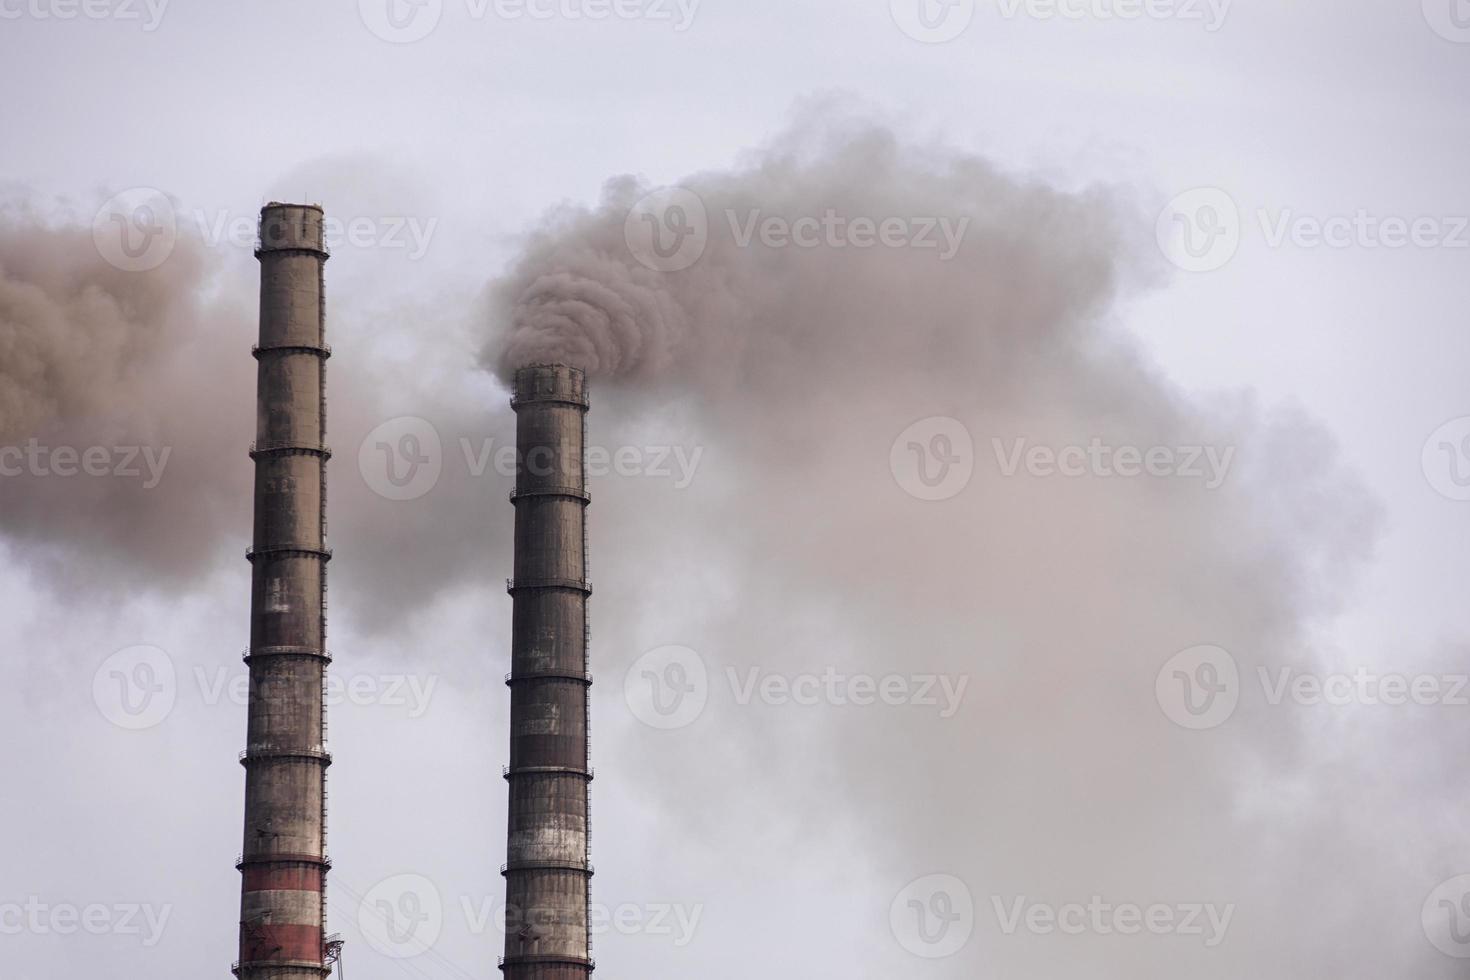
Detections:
2,1,1470,978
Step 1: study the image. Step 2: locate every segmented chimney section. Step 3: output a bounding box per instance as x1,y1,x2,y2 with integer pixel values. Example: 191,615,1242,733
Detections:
503,364,595,980
236,203,332,980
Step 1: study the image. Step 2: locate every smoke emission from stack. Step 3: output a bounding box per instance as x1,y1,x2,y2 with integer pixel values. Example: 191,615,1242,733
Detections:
0,104,1456,976
476,105,1460,978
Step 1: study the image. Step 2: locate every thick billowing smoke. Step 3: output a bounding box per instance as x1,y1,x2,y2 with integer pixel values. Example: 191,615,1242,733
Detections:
490,113,1134,398
1,106,1455,978
0,221,195,442
0,213,253,588
0,203,504,617
481,104,1458,978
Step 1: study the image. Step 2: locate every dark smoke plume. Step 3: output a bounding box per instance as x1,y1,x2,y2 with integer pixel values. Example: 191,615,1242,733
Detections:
0,212,252,588
478,103,1456,979
3,106,1455,977
0,203,497,617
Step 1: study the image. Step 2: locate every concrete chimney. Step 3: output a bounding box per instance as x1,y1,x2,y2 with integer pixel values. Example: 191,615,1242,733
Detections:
236,203,332,979
502,363,595,980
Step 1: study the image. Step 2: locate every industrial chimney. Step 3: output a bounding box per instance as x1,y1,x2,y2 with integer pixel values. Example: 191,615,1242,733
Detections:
236,203,333,979
502,363,595,980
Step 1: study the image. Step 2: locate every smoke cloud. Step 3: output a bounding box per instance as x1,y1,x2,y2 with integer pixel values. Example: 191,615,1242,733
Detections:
0,201,501,617
479,103,1457,978
2,104,1458,977
0,211,254,588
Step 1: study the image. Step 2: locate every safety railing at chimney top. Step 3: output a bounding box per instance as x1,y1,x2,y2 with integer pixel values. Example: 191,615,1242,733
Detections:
254,235,331,256
502,764,594,778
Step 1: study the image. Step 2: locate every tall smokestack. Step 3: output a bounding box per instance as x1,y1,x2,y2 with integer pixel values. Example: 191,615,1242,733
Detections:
236,204,332,979
502,363,594,980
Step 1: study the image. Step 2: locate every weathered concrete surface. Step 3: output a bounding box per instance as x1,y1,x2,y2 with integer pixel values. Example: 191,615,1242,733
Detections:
237,203,331,980
504,364,594,980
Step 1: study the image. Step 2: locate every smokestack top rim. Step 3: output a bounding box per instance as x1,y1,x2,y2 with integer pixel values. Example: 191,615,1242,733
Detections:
513,360,585,375
261,201,325,213
510,362,589,409
256,203,329,257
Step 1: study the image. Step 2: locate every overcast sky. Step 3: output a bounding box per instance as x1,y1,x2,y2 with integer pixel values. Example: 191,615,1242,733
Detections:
2,2,1470,978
